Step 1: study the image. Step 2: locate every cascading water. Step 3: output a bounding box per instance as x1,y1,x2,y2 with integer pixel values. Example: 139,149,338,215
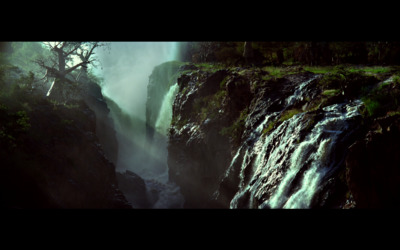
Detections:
93,42,184,208
146,83,184,208
229,76,363,209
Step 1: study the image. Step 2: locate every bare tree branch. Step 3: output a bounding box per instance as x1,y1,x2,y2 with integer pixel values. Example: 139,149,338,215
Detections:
35,41,109,100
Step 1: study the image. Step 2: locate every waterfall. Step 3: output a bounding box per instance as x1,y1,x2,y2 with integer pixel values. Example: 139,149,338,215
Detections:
146,83,184,208
230,89,362,208
155,83,180,136
94,42,184,208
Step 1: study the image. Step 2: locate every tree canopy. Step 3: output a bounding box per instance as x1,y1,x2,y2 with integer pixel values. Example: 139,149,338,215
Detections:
33,42,108,101
186,41,400,66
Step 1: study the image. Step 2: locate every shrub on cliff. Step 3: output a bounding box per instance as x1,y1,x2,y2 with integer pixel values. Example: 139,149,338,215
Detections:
360,76,400,117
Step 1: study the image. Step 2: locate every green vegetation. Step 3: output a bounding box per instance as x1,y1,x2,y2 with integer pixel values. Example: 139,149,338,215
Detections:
219,108,248,143
262,120,278,135
0,101,31,149
0,64,35,149
171,116,188,130
348,66,391,74
303,66,335,74
279,109,302,122
262,66,299,78
186,41,400,66
193,89,227,122
194,62,226,73
360,76,400,118
305,65,393,75
322,89,341,97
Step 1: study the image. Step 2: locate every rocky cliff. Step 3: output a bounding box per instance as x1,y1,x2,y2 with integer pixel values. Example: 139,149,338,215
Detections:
146,61,185,142
163,63,400,208
0,68,134,208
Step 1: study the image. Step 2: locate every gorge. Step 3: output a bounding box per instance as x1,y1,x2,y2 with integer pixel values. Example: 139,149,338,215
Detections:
1,41,400,209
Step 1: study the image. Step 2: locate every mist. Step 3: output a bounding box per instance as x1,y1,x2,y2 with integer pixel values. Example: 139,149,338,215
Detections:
94,42,179,120
93,42,184,208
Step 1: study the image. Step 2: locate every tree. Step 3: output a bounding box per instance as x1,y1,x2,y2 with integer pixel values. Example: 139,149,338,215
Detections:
35,42,107,101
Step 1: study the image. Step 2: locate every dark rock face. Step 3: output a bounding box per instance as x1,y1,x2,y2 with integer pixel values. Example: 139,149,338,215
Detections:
346,114,400,208
168,70,234,208
167,65,394,209
226,75,252,112
0,99,131,209
81,79,119,165
116,170,150,208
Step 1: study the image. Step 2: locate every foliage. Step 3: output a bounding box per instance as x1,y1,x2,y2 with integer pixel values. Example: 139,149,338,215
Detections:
360,76,400,117
183,41,400,67
0,101,31,149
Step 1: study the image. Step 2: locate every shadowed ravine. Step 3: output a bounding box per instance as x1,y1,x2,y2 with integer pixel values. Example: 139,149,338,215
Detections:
94,42,400,209
3,41,400,209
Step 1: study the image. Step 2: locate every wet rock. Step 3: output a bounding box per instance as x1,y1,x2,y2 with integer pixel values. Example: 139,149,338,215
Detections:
179,63,198,71
81,80,119,165
0,99,131,209
199,69,228,96
226,75,252,112
146,61,185,141
168,70,232,208
116,170,150,208
346,114,400,208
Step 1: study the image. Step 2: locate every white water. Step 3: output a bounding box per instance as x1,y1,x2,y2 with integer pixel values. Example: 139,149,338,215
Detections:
94,42,184,208
286,75,319,106
229,76,362,208
155,83,180,136
147,83,184,208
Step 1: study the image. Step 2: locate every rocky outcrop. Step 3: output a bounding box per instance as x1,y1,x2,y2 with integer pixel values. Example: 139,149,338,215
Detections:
168,69,234,208
0,97,131,209
146,61,185,142
80,78,119,165
346,114,400,208
116,170,149,208
166,64,397,209
167,67,314,208
80,77,119,165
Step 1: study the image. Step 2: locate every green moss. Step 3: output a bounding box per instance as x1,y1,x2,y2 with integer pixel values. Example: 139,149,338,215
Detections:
387,111,400,117
193,89,227,122
219,108,248,143
219,75,229,89
304,66,335,74
279,108,302,122
171,117,188,130
181,86,190,96
15,111,31,131
194,63,225,73
262,120,277,135
61,119,74,126
349,66,391,74
361,98,381,117
0,108,31,149
261,66,299,78
319,72,346,88
359,74,400,118
322,89,341,97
